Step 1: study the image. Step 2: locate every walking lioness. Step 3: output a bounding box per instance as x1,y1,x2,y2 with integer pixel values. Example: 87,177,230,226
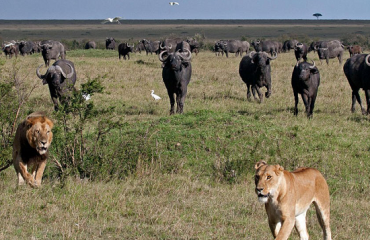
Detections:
254,161,331,240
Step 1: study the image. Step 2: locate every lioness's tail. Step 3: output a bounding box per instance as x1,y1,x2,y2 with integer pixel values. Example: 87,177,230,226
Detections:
0,160,12,172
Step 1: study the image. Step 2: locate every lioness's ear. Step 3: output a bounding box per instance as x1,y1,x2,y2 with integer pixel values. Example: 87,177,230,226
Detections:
255,161,267,170
274,165,284,175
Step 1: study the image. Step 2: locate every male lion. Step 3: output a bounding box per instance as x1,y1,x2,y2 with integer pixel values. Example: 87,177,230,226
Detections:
254,161,331,240
3,112,54,188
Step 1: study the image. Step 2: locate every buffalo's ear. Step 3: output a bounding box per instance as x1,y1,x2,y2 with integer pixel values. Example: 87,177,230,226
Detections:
255,161,267,170
310,68,319,74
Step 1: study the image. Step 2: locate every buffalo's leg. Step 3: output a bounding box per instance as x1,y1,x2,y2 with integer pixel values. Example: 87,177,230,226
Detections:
365,89,370,114
308,91,318,118
177,87,187,114
254,86,264,103
167,90,175,115
352,89,365,114
294,91,299,116
301,93,309,115
246,83,252,100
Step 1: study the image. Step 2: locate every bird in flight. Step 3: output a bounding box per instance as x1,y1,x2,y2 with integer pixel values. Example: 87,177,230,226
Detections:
169,2,179,5
151,90,161,100
101,17,122,24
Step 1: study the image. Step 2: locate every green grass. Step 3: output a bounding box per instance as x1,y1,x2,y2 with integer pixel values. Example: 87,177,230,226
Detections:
1,45,370,239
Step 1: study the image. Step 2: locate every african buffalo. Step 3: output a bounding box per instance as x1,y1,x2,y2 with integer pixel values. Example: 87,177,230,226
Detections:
316,40,344,64
106,37,116,50
135,41,145,53
294,42,308,62
36,59,76,111
85,41,96,49
118,43,134,60
40,40,66,67
218,40,245,57
3,42,19,59
239,51,278,102
283,40,298,52
19,41,35,56
292,61,320,118
252,40,278,55
159,48,192,114
343,54,370,114
347,45,362,57
141,39,160,55
186,38,200,55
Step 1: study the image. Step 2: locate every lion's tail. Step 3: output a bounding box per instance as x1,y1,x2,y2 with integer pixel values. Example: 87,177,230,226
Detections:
0,160,12,172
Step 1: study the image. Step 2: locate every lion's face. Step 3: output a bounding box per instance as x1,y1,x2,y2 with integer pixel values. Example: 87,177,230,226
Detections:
254,161,284,203
26,116,54,155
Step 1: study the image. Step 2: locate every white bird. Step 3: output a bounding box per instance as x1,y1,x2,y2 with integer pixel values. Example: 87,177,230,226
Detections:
101,17,122,24
151,90,161,100
169,2,179,5
82,93,91,101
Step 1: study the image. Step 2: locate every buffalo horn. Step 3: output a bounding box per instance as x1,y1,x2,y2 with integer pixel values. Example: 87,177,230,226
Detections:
309,60,316,69
56,63,74,79
36,64,45,79
296,43,303,49
179,48,192,62
267,51,278,60
365,54,370,67
158,50,169,62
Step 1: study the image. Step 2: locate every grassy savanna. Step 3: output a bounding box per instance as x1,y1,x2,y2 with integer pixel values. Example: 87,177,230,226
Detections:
1,20,370,42
1,43,370,239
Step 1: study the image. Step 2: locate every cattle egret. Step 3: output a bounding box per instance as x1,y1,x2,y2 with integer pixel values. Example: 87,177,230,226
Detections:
151,90,161,100
82,93,91,101
101,17,122,24
169,2,179,5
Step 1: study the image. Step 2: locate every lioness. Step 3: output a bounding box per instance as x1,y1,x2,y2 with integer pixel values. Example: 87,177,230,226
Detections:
4,112,54,188
254,161,331,240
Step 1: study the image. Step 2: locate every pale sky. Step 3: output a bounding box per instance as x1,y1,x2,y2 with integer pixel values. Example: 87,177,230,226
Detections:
0,0,368,20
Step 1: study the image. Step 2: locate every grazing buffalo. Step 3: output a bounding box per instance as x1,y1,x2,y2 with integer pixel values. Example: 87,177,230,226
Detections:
118,43,134,60
316,40,344,64
214,42,224,56
347,45,362,57
135,41,145,53
218,40,245,57
19,41,35,56
294,42,308,62
186,38,200,55
141,39,160,55
85,41,96,49
3,42,19,59
343,54,370,114
252,40,278,55
292,61,320,118
159,48,192,114
241,41,250,55
106,37,116,50
36,59,76,111
239,51,278,102
283,40,298,52
40,40,66,67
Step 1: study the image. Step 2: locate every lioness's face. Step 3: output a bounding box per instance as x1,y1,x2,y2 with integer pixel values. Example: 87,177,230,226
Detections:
27,118,53,155
254,163,283,203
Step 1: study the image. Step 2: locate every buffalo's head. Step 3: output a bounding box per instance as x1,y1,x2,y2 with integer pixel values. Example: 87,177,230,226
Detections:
295,60,318,80
36,63,74,86
249,51,277,68
159,49,192,71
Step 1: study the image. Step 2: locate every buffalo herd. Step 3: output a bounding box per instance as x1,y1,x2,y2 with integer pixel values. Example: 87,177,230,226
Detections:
1,36,369,117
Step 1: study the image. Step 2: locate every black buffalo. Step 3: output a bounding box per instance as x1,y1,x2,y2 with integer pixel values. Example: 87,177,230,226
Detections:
85,41,96,49
343,54,370,114
283,39,298,52
252,40,278,55
239,51,278,102
186,38,200,55
19,41,35,56
36,59,76,111
40,40,66,67
118,43,134,60
3,42,19,59
294,42,308,62
141,39,160,55
292,61,320,118
106,37,116,50
159,49,192,114
316,40,344,65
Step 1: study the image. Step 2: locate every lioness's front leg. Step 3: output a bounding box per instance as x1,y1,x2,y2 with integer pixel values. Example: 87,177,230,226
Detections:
19,162,36,187
275,217,295,240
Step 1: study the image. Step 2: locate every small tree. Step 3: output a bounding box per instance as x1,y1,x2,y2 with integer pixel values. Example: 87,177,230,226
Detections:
313,13,322,20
